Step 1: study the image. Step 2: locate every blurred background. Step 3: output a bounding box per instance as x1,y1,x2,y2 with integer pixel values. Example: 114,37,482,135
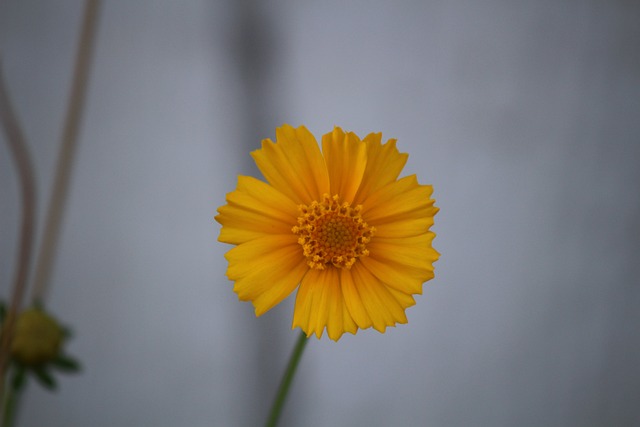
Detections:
1,1,639,426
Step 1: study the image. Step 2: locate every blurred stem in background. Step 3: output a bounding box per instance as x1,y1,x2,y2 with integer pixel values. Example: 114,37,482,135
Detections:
265,332,309,427
31,0,101,306
0,0,100,425
0,61,37,410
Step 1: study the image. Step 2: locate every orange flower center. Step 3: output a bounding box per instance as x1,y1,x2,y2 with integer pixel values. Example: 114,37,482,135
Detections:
293,194,375,270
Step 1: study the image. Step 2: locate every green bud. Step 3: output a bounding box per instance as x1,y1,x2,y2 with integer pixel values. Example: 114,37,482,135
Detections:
9,308,64,367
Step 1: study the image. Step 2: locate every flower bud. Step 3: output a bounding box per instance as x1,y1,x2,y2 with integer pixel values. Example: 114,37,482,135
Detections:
10,309,64,366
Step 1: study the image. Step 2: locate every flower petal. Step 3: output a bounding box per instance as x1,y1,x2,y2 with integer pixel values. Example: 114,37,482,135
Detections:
386,287,416,310
340,268,373,329
292,268,357,340
347,263,409,332
362,175,437,225
251,124,330,204
321,127,367,203
364,232,439,295
352,134,408,205
216,176,299,245
360,255,426,296
225,234,308,316
345,262,417,318
369,233,439,269
373,217,435,239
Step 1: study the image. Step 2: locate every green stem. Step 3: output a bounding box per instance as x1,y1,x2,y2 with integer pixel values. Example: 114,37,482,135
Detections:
265,332,309,427
1,384,19,427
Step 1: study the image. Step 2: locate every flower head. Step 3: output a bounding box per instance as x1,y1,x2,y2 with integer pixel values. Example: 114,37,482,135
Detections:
216,125,439,341
0,304,81,392
10,308,64,366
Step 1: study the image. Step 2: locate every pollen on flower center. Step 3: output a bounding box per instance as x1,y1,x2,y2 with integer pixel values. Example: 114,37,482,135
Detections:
292,194,375,270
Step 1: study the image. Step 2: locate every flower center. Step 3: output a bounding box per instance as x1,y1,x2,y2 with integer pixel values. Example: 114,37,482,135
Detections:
293,194,375,270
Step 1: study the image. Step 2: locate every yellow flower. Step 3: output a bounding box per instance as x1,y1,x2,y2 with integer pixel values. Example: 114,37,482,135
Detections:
216,125,439,341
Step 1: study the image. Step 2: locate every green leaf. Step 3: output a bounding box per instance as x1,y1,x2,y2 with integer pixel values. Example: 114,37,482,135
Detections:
0,301,6,322
51,354,81,373
32,367,57,391
10,365,27,392
60,326,74,339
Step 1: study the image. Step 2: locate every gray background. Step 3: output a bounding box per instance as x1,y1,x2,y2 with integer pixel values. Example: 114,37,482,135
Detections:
1,1,639,426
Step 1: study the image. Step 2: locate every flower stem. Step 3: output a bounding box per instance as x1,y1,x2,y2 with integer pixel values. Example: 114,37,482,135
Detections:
0,61,37,407
30,0,101,305
0,383,19,427
265,332,309,427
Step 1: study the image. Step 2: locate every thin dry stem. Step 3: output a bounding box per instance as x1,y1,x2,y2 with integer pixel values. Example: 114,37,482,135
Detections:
31,0,101,304
0,61,37,403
